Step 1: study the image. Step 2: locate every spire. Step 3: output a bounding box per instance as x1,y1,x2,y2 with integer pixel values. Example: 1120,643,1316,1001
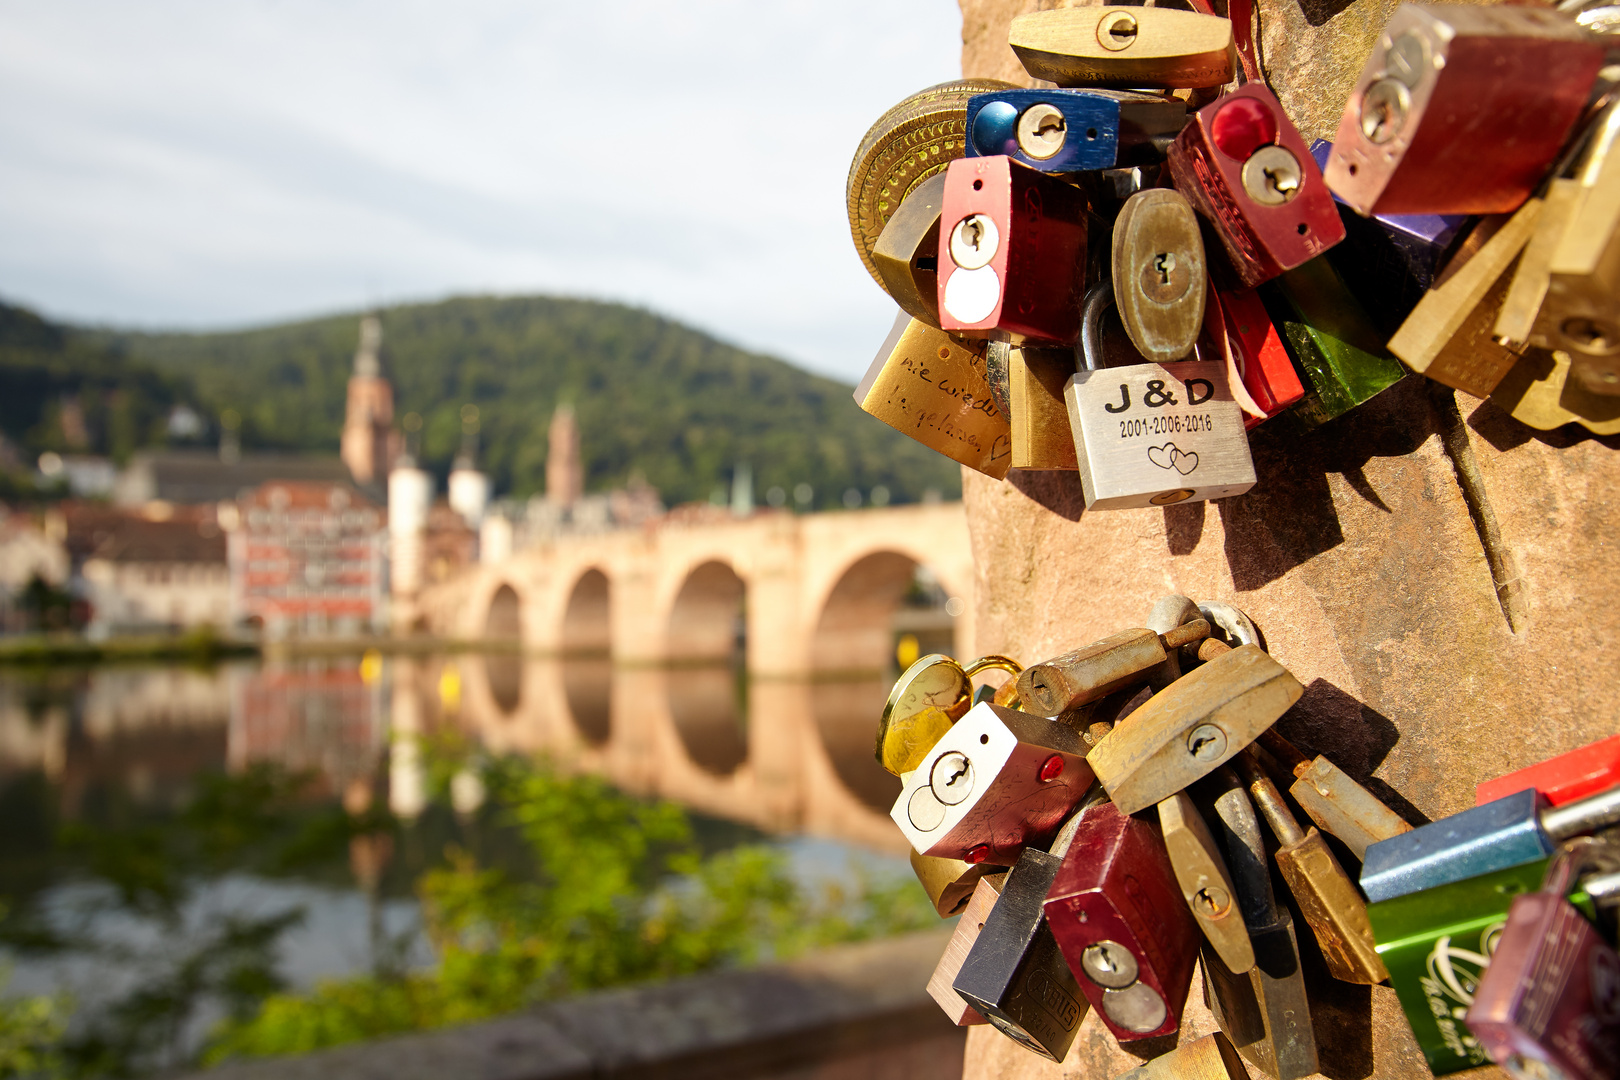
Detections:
546,403,583,508
354,314,382,378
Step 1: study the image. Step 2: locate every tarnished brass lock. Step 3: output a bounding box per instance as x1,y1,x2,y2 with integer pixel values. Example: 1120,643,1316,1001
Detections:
1113,188,1207,364
1235,751,1387,985
1066,282,1257,511
872,172,948,328
954,810,1094,1060
927,871,1006,1024
1114,1031,1249,1080
1159,789,1255,975
1008,346,1080,470
1324,4,1605,216
854,313,1011,480
1255,728,1412,863
876,652,1023,776
847,79,1016,288
911,850,1001,919
890,700,1093,865
1017,618,1211,718
1045,798,1202,1041
1088,643,1304,816
1008,7,1236,90
1167,84,1345,290
937,155,1090,345
1387,204,1542,398
1202,767,1319,1080
965,88,1187,173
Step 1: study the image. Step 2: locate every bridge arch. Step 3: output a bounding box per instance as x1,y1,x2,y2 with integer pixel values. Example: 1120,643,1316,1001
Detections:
666,560,747,664
809,550,967,676
560,568,611,655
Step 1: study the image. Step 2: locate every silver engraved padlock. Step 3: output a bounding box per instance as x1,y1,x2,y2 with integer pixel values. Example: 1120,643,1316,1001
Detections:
1064,282,1256,510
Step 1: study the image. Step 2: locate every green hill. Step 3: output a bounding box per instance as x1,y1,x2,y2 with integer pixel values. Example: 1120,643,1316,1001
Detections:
2,296,961,509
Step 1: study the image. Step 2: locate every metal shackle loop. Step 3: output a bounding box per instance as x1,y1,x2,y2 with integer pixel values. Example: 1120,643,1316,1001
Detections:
964,654,1024,679
1078,281,1117,374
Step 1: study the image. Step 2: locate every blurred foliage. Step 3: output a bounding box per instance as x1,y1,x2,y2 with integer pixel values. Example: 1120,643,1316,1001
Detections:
0,752,933,1077
203,758,934,1064
0,293,970,509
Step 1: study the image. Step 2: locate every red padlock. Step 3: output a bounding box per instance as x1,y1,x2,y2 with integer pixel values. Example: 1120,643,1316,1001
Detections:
1044,799,1200,1042
936,155,1089,345
1167,84,1344,290
1202,285,1303,429
1477,734,1620,809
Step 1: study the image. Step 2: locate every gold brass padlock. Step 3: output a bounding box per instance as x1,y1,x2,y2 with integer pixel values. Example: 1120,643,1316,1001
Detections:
1112,188,1207,364
1114,1031,1249,1080
854,313,1012,480
1087,643,1304,816
847,80,1016,288
1235,751,1388,985
876,652,1023,776
873,172,947,328
1017,619,1211,718
1158,790,1255,976
1009,346,1080,470
1387,202,1543,397
1254,728,1412,863
910,850,999,919
1487,346,1620,434
1008,7,1235,90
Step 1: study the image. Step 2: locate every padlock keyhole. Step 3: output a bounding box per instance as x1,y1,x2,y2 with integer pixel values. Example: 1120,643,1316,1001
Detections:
1154,252,1175,285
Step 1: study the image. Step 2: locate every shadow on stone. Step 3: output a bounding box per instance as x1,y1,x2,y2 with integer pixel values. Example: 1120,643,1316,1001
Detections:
1217,431,1342,591
1163,501,1206,556
1275,679,1401,778
1467,394,1620,454
1295,0,1357,28
1008,469,1087,522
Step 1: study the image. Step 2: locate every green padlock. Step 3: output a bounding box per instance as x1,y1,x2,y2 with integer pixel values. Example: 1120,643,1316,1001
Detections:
1367,856,1600,1076
1258,256,1408,431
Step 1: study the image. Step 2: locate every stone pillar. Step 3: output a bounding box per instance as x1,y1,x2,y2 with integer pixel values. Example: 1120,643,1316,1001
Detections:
954,3,1620,1079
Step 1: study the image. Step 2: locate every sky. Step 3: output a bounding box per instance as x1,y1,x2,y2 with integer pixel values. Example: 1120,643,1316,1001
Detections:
0,0,965,383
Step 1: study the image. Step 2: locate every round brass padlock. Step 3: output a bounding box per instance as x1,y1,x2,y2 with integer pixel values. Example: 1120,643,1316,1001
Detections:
846,79,1016,288
874,652,1023,776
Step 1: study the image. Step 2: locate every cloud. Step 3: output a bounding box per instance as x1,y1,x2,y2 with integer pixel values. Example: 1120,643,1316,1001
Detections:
0,0,964,380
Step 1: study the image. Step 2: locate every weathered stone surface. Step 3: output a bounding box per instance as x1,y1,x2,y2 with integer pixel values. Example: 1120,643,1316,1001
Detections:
955,3,1620,1078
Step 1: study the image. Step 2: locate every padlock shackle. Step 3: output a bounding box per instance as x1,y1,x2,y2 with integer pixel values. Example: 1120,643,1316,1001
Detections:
1586,869,1620,905
1079,281,1117,374
1210,765,1280,932
1234,748,1309,847
1541,782,1620,841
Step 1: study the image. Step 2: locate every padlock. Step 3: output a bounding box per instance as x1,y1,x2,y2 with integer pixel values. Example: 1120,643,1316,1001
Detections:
1234,751,1387,984
1113,1031,1249,1080
1386,202,1543,398
1045,798,1202,1041
1203,286,1303,429
872,172,948,327
1535,94,1620,398
1256,256,1408,430
984,340,1014,418
1113,188,1207,363
1253,728,1413,862
1159,789,1256,975
1066,282,1257,511
965,88,1187,173
954,808,1094,1061
1088,642,1304,816
1009,345,1081,469
876,652,1023,776
1008,7,1236,90
928,871,1007,1023
847,79,1017,288
1017,618,1211,717
1166,83,1345,290
1202,766,1319,1080
890,700,1093,865
1465,840,1620,1080
1368,854,1555,1075
1307,138,1470,338
1477,732,1620,808
1360,783,1620,904
1323,3,1605,216
936,156,1090,345
854,312,1012,480
912,850,1002,919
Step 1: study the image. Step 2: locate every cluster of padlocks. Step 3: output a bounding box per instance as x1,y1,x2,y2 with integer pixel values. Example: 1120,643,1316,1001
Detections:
848,1,1620,510
882,597,1620,1078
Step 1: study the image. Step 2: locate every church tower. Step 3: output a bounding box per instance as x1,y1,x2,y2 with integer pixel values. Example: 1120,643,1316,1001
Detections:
341,315,402,484
546,403,583,508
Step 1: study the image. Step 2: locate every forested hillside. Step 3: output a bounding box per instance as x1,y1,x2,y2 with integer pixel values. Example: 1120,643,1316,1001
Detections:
3,296,961,508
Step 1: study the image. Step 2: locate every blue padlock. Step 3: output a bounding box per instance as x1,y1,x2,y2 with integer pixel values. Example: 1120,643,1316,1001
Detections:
965,89,1186,174
1360,784,1620,904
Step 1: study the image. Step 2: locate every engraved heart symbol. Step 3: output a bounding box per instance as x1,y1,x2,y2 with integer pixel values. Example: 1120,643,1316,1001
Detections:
1147,443,1199,475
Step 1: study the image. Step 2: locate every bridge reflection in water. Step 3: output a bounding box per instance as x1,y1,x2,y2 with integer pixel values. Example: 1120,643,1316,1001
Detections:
447,654,907,853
